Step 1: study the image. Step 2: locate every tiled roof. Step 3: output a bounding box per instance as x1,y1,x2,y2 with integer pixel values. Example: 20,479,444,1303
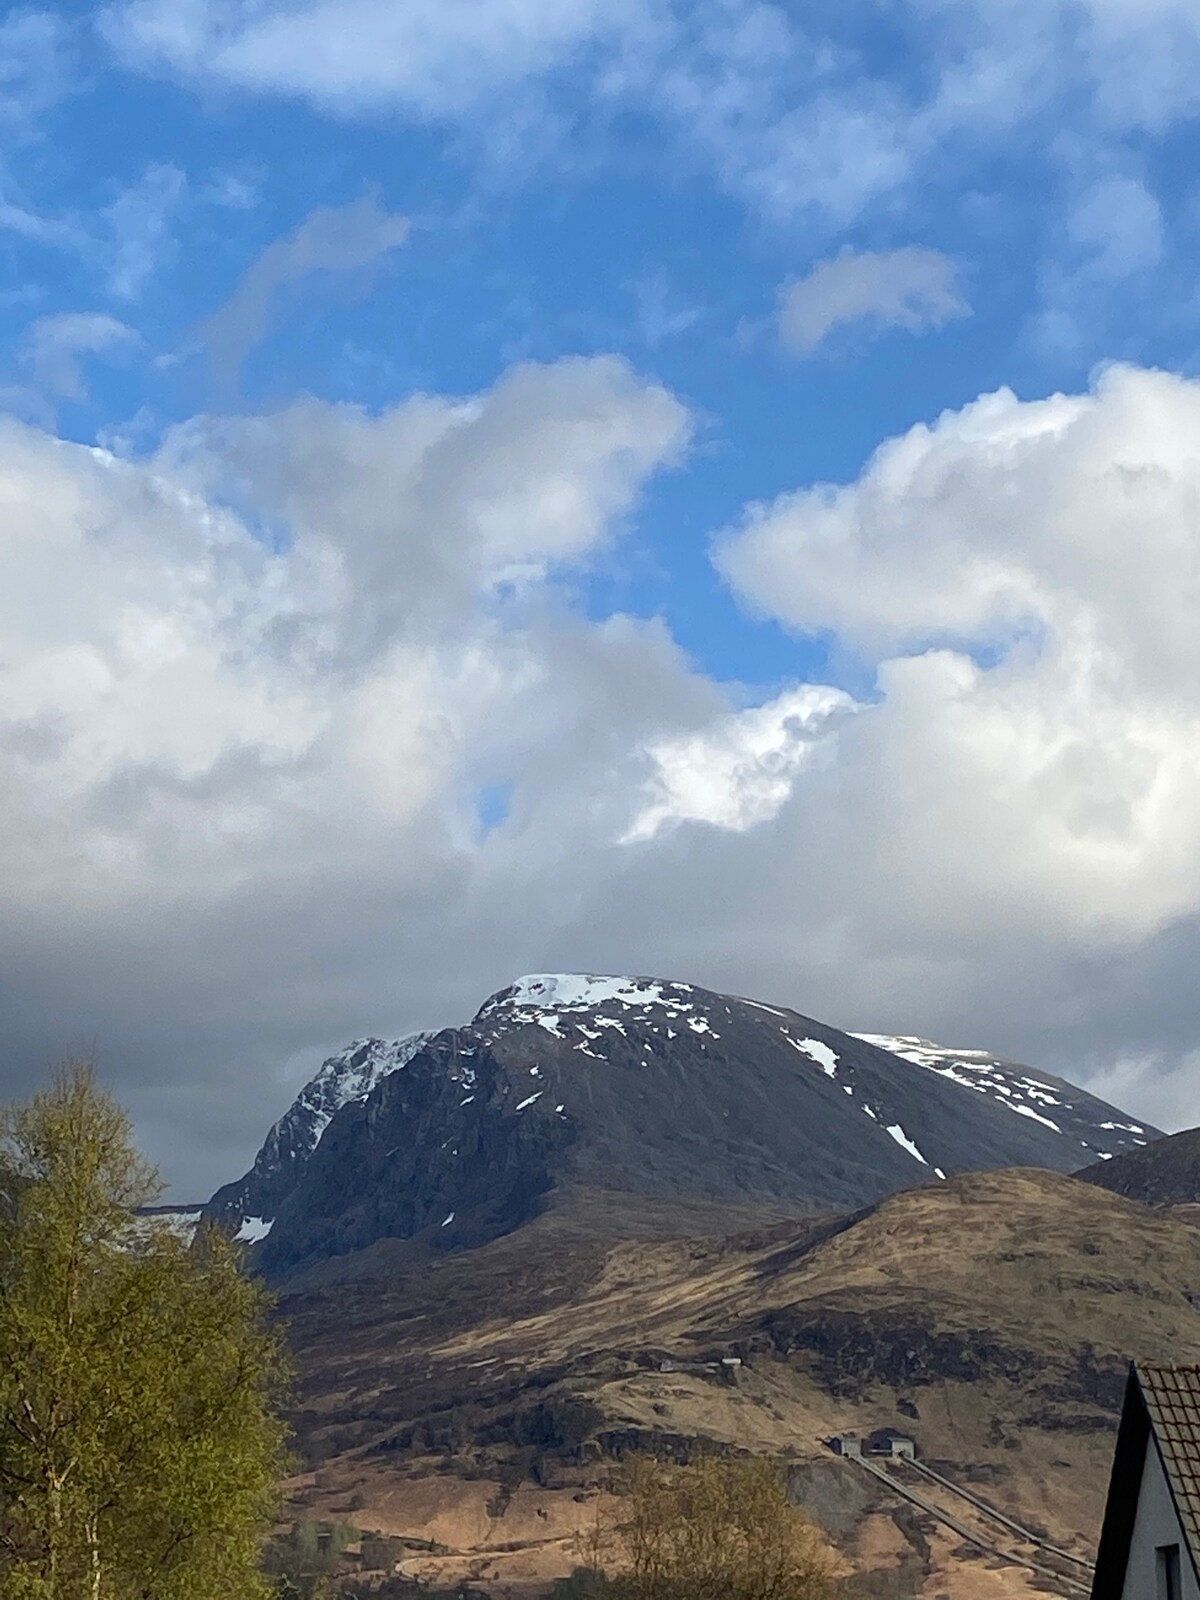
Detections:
1140,1364,1200,1563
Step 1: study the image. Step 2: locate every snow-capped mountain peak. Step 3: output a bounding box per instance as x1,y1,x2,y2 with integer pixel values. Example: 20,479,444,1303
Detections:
205,978,1161,1265
477,973,693,1024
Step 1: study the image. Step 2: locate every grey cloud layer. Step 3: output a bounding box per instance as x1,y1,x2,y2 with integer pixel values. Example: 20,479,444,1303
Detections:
4,357,1200,1195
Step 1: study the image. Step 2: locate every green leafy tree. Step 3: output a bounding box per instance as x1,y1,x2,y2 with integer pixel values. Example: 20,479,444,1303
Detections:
0,1060,290,1599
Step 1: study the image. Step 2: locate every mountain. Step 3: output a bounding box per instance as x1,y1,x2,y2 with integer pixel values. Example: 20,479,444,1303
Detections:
206,977,1172,1599
1078,1125,1200,1209
206,973,1158,1276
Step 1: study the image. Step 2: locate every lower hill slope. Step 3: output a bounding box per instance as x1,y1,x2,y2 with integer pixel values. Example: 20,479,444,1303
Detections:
278,1168,1200,1600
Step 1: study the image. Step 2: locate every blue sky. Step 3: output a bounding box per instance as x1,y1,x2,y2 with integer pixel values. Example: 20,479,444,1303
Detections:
5,0,1192,664
6,0,1200,1191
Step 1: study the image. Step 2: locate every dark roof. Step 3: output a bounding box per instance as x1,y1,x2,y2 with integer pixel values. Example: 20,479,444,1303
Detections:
1091,1364,1200,1600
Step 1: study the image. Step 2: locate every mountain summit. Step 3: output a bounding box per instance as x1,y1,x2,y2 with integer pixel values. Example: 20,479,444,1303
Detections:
201,974,1157,1275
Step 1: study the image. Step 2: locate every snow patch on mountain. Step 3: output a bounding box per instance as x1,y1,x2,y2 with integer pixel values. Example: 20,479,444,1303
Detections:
886,1122,928,1164
789,1036,839,1077
855,1034,1076,1140
479,973,691,1020
1012,1102,1061,1133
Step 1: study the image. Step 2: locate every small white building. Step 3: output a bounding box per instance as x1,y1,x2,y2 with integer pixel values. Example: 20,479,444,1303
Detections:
1091,1364,1200,1600
873,1431,916,1460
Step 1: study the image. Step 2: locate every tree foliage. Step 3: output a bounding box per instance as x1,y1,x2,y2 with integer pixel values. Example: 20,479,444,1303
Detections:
0,1061,290,1600
264,1520,361,1599
602,1455,834,1600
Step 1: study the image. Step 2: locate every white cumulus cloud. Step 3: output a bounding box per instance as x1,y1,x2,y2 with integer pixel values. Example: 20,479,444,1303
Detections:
625,686,855,841
715,363,1200,947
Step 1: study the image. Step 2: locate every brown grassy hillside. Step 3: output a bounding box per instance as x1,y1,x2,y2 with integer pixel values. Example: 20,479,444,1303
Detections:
279,1169,1200,1600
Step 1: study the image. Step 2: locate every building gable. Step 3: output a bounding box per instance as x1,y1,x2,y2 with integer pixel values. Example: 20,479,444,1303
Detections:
1141,1365,1200,1570
1092,1365,1200,1600
1122,1434,1199,1600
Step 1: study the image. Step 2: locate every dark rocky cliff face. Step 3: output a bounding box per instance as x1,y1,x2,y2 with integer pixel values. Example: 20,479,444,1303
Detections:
258,1033,576,1274
227,974,1159,1277
207,1035,432,1231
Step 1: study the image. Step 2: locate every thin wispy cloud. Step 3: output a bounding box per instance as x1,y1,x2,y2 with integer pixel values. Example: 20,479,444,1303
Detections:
105,163,187,301
630,272,701,349
0,194,80,250
101,0,1200,230
1066,174,1164,282
0,9,74,132
1031,167,1166,358
25,311,139,400
103,0,636,116
778,248,969,357
198,196,410,385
